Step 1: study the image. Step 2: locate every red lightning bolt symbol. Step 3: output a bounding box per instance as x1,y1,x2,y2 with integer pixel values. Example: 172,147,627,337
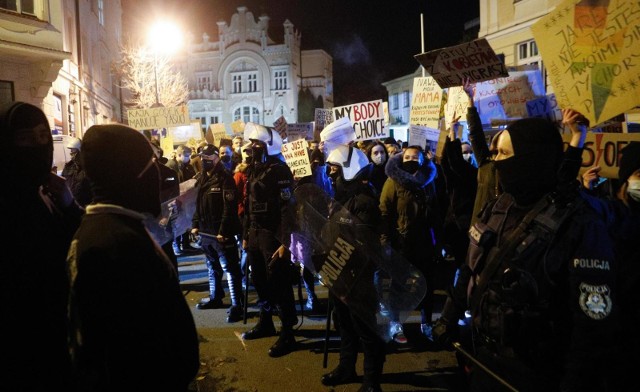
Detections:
594,133,604,166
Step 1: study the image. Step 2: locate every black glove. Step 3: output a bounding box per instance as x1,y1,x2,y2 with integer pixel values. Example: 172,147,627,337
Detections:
432,317,458,350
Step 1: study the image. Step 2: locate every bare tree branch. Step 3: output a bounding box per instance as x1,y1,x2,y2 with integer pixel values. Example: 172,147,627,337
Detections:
114,42,189,109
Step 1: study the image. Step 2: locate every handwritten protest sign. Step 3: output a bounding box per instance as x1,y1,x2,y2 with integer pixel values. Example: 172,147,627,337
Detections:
408,125,440,154
409,77,443,128
531,0,640,126
314,108,333,141
286,122,314,142
561,132,640,178
474,68,545,126
207,123,228,147
273,116,288,139
127,105,191,130
414,38,509,89
527,93,563,124
282,139,312,178
444,86,472,129
332,99,388,141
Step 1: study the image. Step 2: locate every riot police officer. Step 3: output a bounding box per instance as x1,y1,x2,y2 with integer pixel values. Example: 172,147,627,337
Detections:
191,144,244,323
240,123,298,357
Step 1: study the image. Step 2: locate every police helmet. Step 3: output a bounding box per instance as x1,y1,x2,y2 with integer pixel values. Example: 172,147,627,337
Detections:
66,137,82,151
244,122,282,156
326,144,370,181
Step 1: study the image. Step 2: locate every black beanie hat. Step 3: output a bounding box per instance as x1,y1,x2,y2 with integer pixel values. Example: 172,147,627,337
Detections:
82,124,159,213
506,117,563,160
619,142,640,184
199,144,219,157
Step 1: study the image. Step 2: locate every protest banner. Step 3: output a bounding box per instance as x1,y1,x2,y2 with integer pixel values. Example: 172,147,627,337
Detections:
332,99,388,141
286,122,314,142
474,67,545,126
127,105,191,130
527,93,563,124
281,139,312,178
409,76,443,129
531,0,640,126
206,123,228,147
444,86,472,129
561,132,640,178
314,108,333,141
414,38,509,89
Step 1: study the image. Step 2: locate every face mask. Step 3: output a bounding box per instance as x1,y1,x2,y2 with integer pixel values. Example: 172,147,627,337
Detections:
402,161,420,174
372,154,386,166
493,154,554,204
252,145,266,163
221,155,231,164
202,160,215,172
628,179,640,202
463,152,473,163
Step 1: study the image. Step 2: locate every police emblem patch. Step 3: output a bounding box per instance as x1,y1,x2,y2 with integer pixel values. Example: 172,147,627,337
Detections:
224,190,235,201
280,188,291,200
578,283,612,320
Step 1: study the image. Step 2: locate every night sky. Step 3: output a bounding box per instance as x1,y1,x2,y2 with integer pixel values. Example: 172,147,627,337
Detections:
123,0,479,105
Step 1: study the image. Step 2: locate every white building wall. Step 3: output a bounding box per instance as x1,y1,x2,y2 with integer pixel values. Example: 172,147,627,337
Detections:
185,6,333,134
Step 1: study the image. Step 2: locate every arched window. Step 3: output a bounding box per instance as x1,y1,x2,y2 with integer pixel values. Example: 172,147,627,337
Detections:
234,106,260,123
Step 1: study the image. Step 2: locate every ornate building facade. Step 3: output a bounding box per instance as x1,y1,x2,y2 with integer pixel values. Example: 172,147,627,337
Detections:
181,6,333,134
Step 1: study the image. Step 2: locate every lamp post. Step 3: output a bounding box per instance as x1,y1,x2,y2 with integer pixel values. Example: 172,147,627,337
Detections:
147,21,182,107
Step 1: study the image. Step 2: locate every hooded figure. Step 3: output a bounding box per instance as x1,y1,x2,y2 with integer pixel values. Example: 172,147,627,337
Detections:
0,101,82,390
380,146,439,342
492,117,563,205
67,124,199,391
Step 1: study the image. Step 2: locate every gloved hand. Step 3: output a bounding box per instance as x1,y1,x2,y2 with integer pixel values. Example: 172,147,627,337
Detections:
432,317,458,350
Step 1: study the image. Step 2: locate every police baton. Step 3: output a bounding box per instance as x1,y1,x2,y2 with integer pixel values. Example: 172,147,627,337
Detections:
452,342,518,392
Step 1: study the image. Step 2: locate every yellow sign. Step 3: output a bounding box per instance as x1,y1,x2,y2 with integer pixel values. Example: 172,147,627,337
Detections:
561,132,640,178
532,0,640,126
127,105,190,130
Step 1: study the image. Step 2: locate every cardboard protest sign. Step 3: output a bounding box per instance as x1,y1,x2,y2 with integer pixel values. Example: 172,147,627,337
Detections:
444,86,472,129
286,122,314,142
414,38,509,89
273,115,288,139
281,139,312,178
409,76,443,129
531,0,640,126
527,93,563,124
408,124,441,155
314,108,333,141
475,68,545,126
231,119,245,135
160,135,174,157
332,99,388,141
207,123,228,147
127,105,191,130
561,132,640,178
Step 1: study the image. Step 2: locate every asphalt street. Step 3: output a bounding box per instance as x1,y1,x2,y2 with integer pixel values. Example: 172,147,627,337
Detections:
177,252,469,392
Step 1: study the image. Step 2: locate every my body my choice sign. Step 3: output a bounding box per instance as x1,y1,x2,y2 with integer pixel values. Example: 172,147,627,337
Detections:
332,99,387,141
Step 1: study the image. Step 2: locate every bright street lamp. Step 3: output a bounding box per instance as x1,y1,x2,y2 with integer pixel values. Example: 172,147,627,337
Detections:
147,21,182,107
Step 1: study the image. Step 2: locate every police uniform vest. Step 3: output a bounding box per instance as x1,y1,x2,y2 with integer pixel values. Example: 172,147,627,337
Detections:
466,192,582,357
247,159,293,234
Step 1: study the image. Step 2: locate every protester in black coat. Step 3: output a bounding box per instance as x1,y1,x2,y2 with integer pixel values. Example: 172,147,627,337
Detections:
0,101,83,391
67,124,199,391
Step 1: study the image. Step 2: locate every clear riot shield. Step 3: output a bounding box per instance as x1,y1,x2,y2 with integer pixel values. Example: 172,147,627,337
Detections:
293,183,427,341
145,178,198,246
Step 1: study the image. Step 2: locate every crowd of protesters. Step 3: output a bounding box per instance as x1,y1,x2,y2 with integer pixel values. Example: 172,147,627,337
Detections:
2,76,638,391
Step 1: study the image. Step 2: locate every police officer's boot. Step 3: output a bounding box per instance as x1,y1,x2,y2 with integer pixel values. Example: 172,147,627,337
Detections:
268,326,297,358
241,310,276,340
225,273,244,323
